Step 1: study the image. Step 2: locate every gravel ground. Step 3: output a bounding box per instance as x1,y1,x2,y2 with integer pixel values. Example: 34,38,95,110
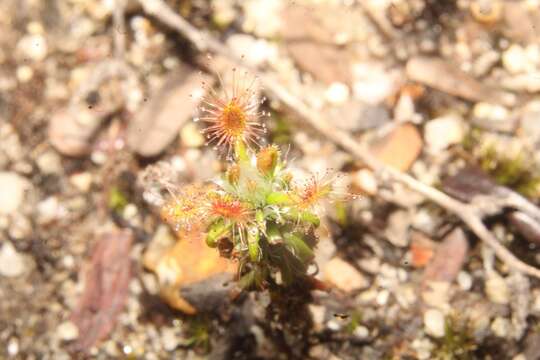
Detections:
1,0,540,359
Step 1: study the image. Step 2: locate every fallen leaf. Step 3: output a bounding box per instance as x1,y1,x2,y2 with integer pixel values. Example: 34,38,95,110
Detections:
70,229,133,351
143,229,237,314
49,79,124,157
441,165,500,202
126,66,213,157
406,56,515,106
371,124,422,171
280,4,365,85
423,228,468,284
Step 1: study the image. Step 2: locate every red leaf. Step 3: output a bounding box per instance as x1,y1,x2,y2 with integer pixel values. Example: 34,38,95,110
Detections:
70,229,133,352
410,232,436,268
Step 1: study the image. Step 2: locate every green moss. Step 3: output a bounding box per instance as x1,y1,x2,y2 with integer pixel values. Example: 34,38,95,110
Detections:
184,316,211,352
269,111,293,145
108,186,128,212
462,129,540,198
479,145,540,198
433,316,476,360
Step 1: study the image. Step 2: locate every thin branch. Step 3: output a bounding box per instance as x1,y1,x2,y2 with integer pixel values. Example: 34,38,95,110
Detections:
137,0,540,279
113,0,127,59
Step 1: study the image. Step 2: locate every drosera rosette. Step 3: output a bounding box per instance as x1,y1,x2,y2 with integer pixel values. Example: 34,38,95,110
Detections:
194,68,270,157
160,183,213,234
159,68,350,290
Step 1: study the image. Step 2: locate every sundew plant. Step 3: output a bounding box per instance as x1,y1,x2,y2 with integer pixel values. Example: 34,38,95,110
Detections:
161,69,343,289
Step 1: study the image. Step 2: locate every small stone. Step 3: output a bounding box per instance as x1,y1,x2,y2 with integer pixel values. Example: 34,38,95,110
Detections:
394,93,416,123
7,337,19,356
395,284,418,308
323,257,369,292
424,309,445,338
180,123,205,148
411,338,435,360
473,50,500,77
69,172,93,192
8,214,32,239
424,115,465,153
37,196,65,225
457,271,473,291
326,319,341,331
36,150,63,174
309,304,326,330
501,73,540,93
325,82,350,105
141,272,159,295
16,34,47,61
161,327,179,352
470,0,503,24
473,102,509,123
503,44,530,74
357,257,381,274
519,101,540,144
353,325,369,339
123,204,138,221
376,289,390,306
241,0,283,38
491,317,511,338
422,281,451,311
352,169,378,195
0,172,29,215
57,321,79,341
485,273,510,305
353,63,402,105
16,66,33,83
226,34,278,67
0,242,30,277
212,0,237,27
62,255,75,269
384,210,411,248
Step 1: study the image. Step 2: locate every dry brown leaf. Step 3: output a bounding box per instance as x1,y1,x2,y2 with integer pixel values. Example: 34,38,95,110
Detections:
371,124,422,171
49,79,124,157
144,230,237,314
70,229,133,352
406,56,515,106
423,228,468,283
126,66,212,157
280,4,364,85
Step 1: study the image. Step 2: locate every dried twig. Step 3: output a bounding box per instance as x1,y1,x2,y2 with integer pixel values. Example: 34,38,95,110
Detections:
137,0,540,279
113,0,127,59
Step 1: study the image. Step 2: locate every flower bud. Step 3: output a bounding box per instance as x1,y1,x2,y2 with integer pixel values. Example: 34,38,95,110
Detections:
226,164,240,185
256,145,279,176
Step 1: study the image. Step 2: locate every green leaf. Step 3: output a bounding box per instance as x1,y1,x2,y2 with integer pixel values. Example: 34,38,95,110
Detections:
206,219,231,247
247,228,260,262
283,209,320,227
266,192,292,205
283,233,314,263
266,223,282,244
